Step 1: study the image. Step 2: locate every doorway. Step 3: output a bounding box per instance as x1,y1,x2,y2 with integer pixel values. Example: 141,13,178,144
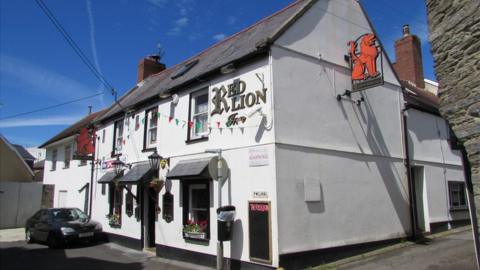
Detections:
411,166,430,233
143,186,157,249
57,190,67,207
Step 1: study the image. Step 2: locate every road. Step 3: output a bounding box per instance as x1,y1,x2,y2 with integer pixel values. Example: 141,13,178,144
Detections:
336,229,476,270
0,239,210,270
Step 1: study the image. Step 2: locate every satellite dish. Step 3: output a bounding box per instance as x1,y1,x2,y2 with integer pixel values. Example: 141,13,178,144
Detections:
208,157,229,181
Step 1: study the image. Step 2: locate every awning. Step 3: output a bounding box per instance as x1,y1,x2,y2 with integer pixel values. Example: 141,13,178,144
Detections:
166,157,211,180
97,171,117,183
117,162,154,184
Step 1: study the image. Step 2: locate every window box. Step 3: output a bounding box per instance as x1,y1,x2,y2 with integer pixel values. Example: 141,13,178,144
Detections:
183,231,207,240
107,213,121,228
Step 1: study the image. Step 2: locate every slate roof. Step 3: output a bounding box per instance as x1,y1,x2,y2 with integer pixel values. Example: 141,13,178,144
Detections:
39,109,107,148
12,144,35,161
97,0,317,123
401,80,440,115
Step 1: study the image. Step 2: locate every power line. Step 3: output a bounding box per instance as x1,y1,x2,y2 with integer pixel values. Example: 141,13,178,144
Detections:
34,0,116,94
0,92,104,120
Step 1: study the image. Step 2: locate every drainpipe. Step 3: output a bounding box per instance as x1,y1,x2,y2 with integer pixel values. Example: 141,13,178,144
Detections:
402,105,418,240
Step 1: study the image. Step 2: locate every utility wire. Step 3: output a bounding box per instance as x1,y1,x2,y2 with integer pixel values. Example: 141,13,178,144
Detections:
0,92,104,120
0,0,121,121
34,0,116,94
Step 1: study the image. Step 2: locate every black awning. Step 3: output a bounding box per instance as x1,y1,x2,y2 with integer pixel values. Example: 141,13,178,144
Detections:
166,157,211,180
117,162,154,184
97,171,117,183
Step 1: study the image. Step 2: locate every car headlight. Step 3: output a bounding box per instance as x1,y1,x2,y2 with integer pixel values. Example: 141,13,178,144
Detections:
94,223,102,231
60,227,76,235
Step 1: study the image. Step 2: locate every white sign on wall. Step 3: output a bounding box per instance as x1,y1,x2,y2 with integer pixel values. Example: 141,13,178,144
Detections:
253,191,268,198
249,147,269,167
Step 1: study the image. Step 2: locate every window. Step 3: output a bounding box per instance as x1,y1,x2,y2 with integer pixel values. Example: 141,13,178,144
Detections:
113,119,124,155
102,129,106,143
108,184,123,226
182,181,210,240
51,149,57,171
79,159,88,166
188,89,209,140
64,145,71,169
144,107,158,149
125,185,133,217
449,181,467,209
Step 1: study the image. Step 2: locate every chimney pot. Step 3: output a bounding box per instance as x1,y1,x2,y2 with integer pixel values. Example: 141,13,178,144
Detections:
403,24,410,37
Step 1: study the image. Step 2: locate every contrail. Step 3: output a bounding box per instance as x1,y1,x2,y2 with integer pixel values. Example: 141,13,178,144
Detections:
86,0,105,107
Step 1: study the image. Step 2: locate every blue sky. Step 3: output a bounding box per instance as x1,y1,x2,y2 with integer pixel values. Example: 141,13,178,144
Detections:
0,0,433,147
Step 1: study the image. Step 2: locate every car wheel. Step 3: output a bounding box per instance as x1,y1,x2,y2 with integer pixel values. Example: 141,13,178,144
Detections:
25,229,34,243
47,234,62,249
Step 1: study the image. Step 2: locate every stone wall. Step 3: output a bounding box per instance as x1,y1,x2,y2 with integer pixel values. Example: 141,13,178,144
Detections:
426,0,480,238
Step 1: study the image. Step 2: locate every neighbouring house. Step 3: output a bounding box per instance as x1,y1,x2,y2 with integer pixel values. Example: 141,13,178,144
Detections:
39,110,106,213
27,147,46,163
89,0,425,269
0,135,41,229
392,25,468,234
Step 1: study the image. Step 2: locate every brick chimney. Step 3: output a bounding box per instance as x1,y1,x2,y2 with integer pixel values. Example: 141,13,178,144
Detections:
137,55,166,83
393,25,425,89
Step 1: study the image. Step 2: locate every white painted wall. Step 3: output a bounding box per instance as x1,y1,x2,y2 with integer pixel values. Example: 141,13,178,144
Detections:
92,59,278,267
271,0,408,254
43,137,92,212
407,109,468,227
0,181,42,229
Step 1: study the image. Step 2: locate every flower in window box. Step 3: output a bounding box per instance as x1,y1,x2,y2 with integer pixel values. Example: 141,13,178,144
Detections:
183,220,208,240
107,213,121,227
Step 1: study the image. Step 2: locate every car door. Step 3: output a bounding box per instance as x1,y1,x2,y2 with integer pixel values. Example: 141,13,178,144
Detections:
28,210,42,238
35,210,50,242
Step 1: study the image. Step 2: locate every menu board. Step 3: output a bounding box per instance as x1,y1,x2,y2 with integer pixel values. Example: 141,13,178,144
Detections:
248,201,271,264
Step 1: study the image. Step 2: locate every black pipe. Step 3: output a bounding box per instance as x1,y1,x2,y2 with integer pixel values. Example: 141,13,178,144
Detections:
402,106,418,240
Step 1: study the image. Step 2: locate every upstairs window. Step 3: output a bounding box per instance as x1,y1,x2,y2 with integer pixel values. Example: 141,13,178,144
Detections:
144,107,158,149
188,89,208,141
51,149,57,171
64,145,71,169
449,181,467,210
113,119,124,155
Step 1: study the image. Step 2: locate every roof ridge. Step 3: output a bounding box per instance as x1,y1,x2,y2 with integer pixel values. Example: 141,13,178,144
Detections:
149,0,309,80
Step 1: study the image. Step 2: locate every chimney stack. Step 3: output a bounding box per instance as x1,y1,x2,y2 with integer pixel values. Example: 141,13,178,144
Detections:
137,55,166,83
393,24,425,89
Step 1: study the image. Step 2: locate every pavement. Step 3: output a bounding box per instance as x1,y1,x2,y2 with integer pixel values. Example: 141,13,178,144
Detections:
0,227,476,270
316,227,476,270
0,227,25,242
0,228,212,270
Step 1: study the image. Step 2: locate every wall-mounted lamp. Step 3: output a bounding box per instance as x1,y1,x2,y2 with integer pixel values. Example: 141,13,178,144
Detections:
220,63,236,74
247,107,264,118
148,149,162,172
112,156,130,175
159,91,172,99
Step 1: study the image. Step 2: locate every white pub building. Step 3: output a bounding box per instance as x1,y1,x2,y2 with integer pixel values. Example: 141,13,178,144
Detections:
40,0,469,269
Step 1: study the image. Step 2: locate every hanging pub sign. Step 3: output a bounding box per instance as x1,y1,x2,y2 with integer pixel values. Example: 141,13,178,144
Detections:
347,33,384,92
73,127,96,160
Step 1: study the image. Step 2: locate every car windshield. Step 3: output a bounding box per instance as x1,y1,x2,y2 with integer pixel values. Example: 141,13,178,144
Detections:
52,208,88,222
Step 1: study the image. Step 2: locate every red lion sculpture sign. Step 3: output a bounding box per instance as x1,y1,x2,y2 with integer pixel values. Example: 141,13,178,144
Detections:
347,33,383,91
76,127,96,157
